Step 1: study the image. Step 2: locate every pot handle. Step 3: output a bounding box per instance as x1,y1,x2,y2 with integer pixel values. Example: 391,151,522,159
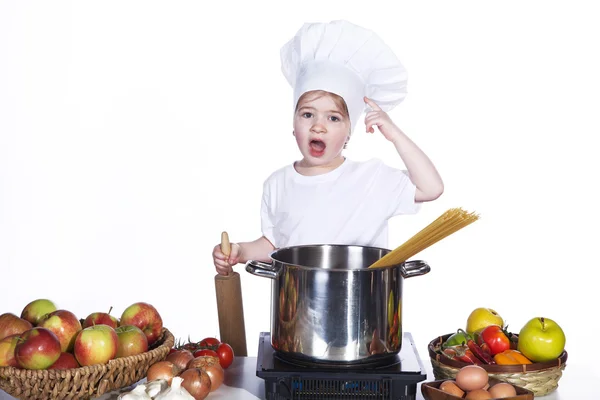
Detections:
401,260,431,279
245,260,279,279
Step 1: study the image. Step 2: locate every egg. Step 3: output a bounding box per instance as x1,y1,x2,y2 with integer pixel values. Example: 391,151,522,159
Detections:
489,382,517,398
465,389,492,399
455,365,489,391
440,380,465,397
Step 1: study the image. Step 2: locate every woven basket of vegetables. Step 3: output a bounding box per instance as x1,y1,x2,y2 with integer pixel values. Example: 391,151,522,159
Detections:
428,332,567,396
0,328,174,400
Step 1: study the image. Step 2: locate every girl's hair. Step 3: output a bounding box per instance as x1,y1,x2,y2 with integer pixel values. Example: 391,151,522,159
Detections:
295,90,351,148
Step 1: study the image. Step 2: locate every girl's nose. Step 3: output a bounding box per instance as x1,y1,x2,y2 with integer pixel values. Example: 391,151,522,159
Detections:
310,119,327,134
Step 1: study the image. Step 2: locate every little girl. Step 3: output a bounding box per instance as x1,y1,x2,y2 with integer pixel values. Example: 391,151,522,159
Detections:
213,20,443,275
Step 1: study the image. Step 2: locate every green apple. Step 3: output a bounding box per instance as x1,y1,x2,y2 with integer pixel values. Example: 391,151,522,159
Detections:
517,317,566,362
466,307,504,334
20,299,57,325
73,325,118,366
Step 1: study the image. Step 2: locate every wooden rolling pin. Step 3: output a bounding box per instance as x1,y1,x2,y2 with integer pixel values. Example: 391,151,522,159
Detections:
214,231,248,356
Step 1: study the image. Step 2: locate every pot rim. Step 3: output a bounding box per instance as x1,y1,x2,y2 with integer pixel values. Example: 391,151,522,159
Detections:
267,243,412,271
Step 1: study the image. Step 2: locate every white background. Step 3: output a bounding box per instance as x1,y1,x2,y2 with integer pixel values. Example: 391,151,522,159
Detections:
1,0,599,383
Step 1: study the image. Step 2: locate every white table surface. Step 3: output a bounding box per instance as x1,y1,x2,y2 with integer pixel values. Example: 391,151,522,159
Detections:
1,356,597,399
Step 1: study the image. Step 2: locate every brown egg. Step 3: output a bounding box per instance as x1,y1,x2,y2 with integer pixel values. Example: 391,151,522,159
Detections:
455,365,489,391
440,380,465,397
489,382,517,398
465,389,492,399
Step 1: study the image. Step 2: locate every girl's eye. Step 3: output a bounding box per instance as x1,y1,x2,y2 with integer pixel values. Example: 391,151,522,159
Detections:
302,112,313,118
330,116,340,122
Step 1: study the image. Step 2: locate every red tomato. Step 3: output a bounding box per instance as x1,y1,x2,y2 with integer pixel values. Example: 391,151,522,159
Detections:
216,342,235,369
199,337,221,348
477,325,510,355
169,347,178,355
194,349,219,358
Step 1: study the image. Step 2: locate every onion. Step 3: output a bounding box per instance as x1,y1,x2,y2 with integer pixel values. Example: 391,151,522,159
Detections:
146,361,179,385
179,368,211,400
166,350,194,371
186,356,224,392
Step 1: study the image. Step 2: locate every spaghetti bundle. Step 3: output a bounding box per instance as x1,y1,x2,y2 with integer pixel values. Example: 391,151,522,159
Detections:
369,208,479,269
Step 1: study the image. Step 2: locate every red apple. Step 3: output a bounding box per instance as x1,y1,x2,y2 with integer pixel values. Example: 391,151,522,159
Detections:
115,325,148,358
120,302,163,346
14,327,61,370
49,352,80,369
0,334,20,367
74,325,118,366
0,313,33,341
82,307,119,329
38,309,82,352
20,299,57,325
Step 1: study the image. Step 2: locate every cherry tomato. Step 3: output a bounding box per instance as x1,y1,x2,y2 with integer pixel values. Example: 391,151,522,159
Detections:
169,347,178,354
216,342,235,369
194,349,219,358
199,337,221,348
182,343,198,352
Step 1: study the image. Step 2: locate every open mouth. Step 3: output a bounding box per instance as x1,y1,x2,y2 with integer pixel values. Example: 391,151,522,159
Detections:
309,139,326,156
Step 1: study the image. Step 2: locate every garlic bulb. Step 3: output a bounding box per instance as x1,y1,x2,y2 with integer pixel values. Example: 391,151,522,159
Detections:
145,379,169,399
117,385,152,400
154,377,195,400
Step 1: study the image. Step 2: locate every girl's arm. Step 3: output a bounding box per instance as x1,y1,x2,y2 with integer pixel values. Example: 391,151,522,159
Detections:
364,97,444,202
234,236,275,264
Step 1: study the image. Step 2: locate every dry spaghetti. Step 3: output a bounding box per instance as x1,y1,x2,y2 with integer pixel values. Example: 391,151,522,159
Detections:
368,208,479,269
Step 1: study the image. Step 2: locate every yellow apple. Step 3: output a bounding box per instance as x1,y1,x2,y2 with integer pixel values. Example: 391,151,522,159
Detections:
466,307,504,334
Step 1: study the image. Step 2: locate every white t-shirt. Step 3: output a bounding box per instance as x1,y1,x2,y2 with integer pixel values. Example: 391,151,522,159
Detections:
261,158,420,249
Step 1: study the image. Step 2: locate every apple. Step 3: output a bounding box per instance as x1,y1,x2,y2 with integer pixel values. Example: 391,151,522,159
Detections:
0,334,20,367
0,313,33,341
518,317,566,362
38,309,82,352
74,325,118,366
20,299,57,325
14,327,62,370
466,307,504,334
120,302,163,346
49,352,80,370
115,325,148,358
82,307,119,329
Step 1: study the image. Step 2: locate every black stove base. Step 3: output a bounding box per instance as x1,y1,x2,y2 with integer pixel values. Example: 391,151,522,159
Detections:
256,332,427,400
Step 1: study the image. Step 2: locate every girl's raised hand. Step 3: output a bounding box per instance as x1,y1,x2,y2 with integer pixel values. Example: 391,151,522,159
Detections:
364,96,401,142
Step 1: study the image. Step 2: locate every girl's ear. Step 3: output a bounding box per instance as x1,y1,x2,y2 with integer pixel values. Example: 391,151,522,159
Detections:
292,130,295,136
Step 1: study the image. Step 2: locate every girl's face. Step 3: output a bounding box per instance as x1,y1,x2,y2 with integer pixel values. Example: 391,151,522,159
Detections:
293,92,350,172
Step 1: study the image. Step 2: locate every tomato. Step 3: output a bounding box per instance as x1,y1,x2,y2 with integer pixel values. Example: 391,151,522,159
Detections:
477,325,510,355
194,349,219,358
216,342,234,369
199,337,221,348
182,343,198,352
169,347,178,355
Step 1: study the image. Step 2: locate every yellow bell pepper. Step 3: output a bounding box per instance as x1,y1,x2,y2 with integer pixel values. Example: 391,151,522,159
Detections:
493,349,532,365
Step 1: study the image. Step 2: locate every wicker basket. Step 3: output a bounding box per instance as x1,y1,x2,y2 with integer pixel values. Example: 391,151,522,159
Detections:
0,328,174,400
428,333,567,396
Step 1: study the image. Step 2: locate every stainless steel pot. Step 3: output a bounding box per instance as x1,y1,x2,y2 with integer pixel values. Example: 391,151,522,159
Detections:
246,244,430,365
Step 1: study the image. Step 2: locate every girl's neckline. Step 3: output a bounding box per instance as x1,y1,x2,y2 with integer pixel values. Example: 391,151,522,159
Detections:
289,157,351,183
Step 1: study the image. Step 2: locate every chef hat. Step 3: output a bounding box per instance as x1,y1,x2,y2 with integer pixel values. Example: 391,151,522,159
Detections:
281,20,408,133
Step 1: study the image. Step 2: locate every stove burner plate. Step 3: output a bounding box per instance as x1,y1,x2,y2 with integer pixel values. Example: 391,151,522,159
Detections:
274,351,401,369
256,332,427,400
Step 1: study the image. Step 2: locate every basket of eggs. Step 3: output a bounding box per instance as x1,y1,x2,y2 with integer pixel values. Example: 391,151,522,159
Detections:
422,364,534,400
428,311,568,396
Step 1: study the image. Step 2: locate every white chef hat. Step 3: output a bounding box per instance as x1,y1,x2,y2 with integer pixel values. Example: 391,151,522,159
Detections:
281,20,408,133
